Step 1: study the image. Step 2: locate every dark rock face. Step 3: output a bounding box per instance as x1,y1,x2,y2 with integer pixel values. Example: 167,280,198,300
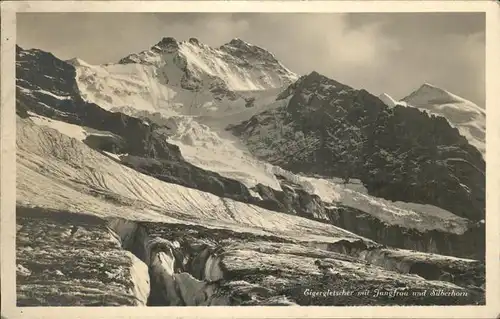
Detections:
150,37,181,55
83,133,127,154
208,76,239,101
180,68,203,91
325,205,485,260
156,37,180,50
244,97,256,108
229,71,485,222
120,155,254,203
188,37,201,46
252,178,327,220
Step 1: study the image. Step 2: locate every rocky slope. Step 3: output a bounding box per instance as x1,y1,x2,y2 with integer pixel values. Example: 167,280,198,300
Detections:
251,175,484,260
228,71,485,222
15,39,486,306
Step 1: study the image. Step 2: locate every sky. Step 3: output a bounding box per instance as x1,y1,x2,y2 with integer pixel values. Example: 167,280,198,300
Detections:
17,12,485,106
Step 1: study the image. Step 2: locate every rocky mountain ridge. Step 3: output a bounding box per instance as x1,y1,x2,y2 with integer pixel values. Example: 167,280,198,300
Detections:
118,36,298,93
229,71,485,222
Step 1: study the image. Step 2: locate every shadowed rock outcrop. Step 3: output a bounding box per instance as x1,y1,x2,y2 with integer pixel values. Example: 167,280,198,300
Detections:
251,177,484,260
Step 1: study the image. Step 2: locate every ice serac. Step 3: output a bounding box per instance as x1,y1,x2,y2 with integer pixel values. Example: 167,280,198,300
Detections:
107,218,484,306
16,207,151,306
401,83,485,156
229,71,485,222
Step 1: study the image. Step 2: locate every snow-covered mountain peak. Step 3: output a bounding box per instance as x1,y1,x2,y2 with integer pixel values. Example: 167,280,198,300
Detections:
228,37,246,44
403,83,483,114
401,83,485,156
378,93,399,108
114,36,298,92
307,70,324,78
221,38,266,52
224,37,251,47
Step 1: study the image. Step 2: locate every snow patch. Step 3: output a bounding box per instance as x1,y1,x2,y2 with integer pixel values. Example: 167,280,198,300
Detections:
28,112,87,141
34,89,72,100
378,93,398,108
102,151,128,161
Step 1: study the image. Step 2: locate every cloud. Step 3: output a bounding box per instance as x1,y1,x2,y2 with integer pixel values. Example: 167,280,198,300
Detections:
226,14,401,73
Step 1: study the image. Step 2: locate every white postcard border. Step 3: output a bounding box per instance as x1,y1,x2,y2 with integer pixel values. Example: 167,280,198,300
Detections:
1,1,498,318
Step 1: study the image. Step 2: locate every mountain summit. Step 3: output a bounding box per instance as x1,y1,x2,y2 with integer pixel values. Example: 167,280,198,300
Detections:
400,83,485,156
68,37,298,119
403,83,482,112
117,36,298,92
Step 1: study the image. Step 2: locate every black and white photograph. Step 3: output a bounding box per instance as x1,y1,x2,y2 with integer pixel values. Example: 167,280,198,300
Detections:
1,1,499,317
